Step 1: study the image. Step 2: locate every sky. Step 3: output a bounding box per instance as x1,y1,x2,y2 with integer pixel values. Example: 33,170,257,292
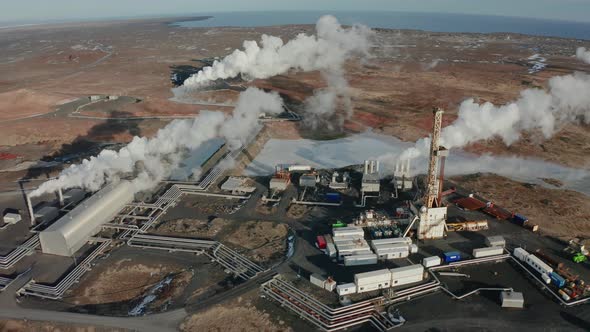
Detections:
2,0,590,23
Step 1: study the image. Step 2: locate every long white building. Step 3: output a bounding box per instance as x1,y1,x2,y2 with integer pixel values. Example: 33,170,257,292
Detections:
39,181,135,256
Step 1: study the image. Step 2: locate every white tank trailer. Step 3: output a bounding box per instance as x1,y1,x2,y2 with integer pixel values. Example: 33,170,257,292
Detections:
39,181,135,256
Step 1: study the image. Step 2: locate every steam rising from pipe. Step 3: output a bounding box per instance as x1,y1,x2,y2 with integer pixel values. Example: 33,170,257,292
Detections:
577,47,590,64
389,72,590,166
177,15,374,129
30,88,283,197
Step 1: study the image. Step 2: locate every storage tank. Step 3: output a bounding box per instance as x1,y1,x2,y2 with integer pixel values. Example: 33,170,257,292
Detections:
39,181,135,256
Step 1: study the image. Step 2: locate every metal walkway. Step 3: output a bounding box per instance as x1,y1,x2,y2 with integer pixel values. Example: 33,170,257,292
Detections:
0,235,39,269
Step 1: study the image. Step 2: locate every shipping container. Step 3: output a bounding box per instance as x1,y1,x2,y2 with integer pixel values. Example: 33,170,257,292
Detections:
336,282,357,296
558,289,571,301
472,246,504,258
325,193,341,203
513,214,528,225
453,197,486,210
357,281,389,293
316,235,327,249
500,291,524,308
344,254,378,266
549,272,566,288
310,274,326,288
422,256,441,268
485,236,506,248
443,252,461,263
483,204,512,220
391,274,423,287
409,244,418,254
355,269,391,287
541,273,552,284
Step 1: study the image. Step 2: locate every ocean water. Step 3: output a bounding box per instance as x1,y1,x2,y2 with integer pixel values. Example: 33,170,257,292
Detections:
172,11,590,40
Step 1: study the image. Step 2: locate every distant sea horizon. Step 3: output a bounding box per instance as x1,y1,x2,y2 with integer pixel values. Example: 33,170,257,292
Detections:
2,11,590,40
171,11,590,40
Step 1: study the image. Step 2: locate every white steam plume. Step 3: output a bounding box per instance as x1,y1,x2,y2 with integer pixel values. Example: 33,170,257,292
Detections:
30,88,283,197
388,72,590,166
177,15,373,129
179,15,372,89
576,47,590,64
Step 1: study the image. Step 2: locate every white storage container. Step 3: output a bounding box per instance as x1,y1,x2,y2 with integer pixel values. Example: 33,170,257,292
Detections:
376,247,409,260
541,273,551,284
371,242,409,251
326,243,337,258
409,244,418,254
390,264,424,279
513,247,529,261
391,274,423,287
336,282,357,296
370,237,412,246
422,256,441,268
485,236,506,248
355,269,391,286
357,281,388,293
391,265,424,287
472,246,504,258
310,274,326,288
525,254,553,275
344,254,378,266
333,227,364,238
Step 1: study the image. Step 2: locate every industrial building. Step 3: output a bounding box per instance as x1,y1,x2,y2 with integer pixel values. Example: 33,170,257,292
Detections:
39,180,135,256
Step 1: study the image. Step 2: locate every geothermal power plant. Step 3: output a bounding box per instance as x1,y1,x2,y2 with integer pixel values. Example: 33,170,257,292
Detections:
1,14,590,332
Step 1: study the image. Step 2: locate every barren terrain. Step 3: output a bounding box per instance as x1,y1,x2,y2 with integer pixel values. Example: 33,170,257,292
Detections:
450,174,590,240
1,17,589,184
0,320,125,332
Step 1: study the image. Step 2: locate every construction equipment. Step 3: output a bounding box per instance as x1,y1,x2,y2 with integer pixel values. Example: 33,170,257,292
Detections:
573,253,587,264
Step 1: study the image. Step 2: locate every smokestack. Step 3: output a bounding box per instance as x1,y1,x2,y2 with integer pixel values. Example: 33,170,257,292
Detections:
26,193,35,226
58,188,64,206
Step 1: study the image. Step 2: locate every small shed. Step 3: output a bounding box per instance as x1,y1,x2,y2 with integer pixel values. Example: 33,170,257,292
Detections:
3,213,21,225
500,291,524,308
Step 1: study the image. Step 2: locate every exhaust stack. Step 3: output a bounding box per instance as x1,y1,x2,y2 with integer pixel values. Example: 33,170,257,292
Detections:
58,188,64,206
26,193,35,226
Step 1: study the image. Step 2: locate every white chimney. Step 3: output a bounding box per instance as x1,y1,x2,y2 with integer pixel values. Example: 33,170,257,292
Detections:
58,188,64,206
26,193,35,226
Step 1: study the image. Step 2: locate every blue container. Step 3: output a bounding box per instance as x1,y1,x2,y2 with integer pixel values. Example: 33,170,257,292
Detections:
325,193,341,203
513,214,528,225
549,272,566,288
443,252,461,263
